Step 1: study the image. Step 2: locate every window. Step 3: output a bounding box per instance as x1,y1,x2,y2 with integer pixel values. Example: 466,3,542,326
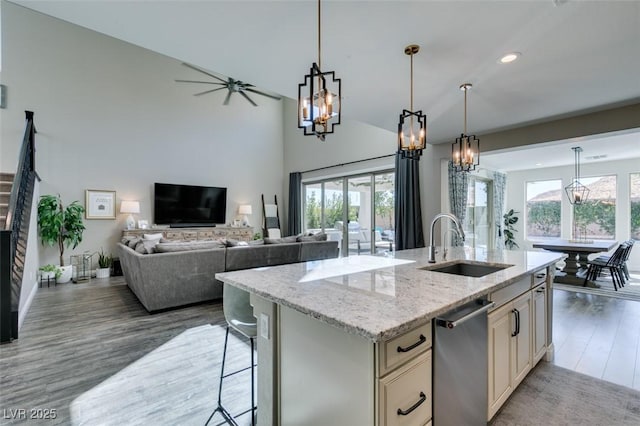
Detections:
574,175,616,240
526,180,562,239
630,173,640,240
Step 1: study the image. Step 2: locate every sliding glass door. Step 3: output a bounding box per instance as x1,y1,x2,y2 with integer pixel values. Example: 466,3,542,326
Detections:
303,170,394,256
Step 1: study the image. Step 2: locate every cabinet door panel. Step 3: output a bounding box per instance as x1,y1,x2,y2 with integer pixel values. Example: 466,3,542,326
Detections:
488,304,512,419
512,292,532,387
533,285,547,363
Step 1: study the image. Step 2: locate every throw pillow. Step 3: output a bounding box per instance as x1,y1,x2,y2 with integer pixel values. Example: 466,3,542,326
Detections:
143,232,164,240
264,235,298,244
297,232,328,242
134,240,154,254
226,239,249,247
126,237,141,248
142,232,163,252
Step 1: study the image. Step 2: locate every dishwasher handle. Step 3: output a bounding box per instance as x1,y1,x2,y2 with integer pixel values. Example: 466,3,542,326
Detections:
436,300,495,329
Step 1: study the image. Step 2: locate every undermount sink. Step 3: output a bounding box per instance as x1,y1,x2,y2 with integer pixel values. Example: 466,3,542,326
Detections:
420,261,513,278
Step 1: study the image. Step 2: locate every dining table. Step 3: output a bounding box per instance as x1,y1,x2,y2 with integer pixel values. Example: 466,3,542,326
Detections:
532,239,617,287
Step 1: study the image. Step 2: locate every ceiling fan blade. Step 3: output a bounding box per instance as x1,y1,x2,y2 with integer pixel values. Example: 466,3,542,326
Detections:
175,79,226,85
223,91,233,105
181,63,228,84
239,91,258,107
245,88,282,101
194,87,227,97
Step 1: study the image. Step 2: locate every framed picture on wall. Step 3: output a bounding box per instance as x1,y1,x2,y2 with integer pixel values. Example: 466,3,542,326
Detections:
85,190,116,219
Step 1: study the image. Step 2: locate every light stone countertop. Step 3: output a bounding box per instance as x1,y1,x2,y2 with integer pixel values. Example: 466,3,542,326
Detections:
215,247,564,342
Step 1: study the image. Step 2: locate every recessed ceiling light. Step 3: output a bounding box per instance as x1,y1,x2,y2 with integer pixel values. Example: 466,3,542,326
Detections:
499,52,521,64
535,163,542,166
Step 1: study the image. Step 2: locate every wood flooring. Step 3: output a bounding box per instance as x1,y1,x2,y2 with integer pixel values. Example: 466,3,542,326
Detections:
2,276,640,424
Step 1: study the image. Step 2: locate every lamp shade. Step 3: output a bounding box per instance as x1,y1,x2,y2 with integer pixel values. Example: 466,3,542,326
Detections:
120,200,140,214
239,205,252,215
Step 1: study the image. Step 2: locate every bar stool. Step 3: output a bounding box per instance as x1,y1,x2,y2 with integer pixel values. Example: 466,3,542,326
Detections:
206,283,257,426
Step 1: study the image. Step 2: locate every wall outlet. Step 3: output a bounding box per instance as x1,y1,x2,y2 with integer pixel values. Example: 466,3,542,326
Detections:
260,313,269,340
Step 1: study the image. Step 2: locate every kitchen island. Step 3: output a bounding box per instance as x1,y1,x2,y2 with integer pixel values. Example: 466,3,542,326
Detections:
216,246,564,425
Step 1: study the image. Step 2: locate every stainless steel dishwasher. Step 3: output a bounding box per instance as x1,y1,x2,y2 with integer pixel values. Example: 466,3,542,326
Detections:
433,298,494,426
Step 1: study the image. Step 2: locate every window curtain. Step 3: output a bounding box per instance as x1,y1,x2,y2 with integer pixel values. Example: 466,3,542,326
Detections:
287,172,302,237
394,153,425,250
448,161,468,247
490,170,507,250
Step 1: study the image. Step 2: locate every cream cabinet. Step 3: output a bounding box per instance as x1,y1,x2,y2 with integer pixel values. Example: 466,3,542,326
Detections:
488,287,533,420
533,283,547,363
488,268,550,421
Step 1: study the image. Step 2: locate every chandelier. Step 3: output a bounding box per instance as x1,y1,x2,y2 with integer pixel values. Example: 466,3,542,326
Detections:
297,0,341,141
397,44,426,159
565,146,590,204
451,83,480,172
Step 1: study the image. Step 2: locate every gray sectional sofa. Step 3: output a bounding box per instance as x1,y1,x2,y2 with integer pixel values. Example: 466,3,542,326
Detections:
118,239,339,312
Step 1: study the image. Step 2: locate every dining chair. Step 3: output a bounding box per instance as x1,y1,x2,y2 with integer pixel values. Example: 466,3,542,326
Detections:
206,283,257,426
584,242,629,290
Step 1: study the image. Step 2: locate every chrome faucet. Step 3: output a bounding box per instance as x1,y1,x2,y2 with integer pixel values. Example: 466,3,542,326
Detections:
428,213,465,263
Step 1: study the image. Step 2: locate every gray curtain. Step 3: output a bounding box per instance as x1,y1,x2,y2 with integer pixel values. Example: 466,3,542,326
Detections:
287,172,302,236
394,153,425,250
448,161,468,246
490,170,507,250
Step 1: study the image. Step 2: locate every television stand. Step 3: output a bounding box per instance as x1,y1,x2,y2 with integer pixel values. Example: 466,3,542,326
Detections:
122,226,252,242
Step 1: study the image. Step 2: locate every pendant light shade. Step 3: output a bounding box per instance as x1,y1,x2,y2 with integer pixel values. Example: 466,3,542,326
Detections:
452,83,480,172
297,0,341,141
398,44,427,159
565,146,590,205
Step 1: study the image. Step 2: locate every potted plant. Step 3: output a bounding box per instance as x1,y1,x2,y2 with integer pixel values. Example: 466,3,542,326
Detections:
37,194,86,283
39,264,62,281
503,209,519,250
96,249,112,279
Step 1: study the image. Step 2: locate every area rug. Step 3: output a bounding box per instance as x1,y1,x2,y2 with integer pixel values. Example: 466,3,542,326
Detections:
491,362,640,426
554,272,640,302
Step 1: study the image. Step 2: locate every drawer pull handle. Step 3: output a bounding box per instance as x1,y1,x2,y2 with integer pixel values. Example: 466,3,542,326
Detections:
536,273,546,279
536,288,546,293
511,309,520,337
397,391,426,416
397,334,426,353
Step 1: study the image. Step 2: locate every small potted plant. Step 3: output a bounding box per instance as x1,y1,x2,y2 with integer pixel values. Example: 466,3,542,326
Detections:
96,249,113,279
37,194,86,283
39,264,62,281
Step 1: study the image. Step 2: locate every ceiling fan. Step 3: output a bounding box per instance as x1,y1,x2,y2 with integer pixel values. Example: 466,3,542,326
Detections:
175,62,282,107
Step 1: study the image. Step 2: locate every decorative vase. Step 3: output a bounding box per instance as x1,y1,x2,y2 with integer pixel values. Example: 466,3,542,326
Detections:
58,265,73,283
96,267,110,279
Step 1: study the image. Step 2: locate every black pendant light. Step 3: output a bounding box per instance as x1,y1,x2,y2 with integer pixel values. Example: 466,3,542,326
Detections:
297,0,341,141
452,83,480,172
398,44,426,159
565,146,590,204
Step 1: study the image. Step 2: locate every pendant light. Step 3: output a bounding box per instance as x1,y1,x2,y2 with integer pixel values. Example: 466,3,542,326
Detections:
564,146,590,204
398,44,427,159
297,0,341,141
452,83,480,172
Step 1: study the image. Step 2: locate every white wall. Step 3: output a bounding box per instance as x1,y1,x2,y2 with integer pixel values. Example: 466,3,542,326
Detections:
506,157,640,271
1,3,284,268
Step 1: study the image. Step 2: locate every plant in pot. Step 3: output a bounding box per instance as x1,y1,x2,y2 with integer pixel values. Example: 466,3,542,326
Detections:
37,194,86,283
39,264,62,281
503,209,519,250
96,249,112,279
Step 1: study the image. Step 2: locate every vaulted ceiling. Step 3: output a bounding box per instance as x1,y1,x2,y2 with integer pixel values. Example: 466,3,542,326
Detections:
11,0,640,146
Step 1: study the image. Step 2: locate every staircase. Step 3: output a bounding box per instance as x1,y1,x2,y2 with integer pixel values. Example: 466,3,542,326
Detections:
1,173,15,228
1,111,38,343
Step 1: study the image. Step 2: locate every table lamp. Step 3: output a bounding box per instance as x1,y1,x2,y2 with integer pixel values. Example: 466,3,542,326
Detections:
239,204,252,227
120,200,140,230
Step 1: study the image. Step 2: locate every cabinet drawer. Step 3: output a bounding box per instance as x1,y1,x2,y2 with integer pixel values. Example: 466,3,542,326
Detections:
379,322,431,376
533,269,547,287
379,350,432,426
182,231,198,240
198,230,215,239
489,275,531,309
165,231,183,240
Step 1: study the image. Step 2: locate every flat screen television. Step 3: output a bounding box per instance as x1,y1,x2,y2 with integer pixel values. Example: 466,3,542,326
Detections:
154,182,227,227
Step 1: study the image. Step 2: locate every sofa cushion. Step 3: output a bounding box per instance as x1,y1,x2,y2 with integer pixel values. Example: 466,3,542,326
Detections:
300,240,339,261
297,231,328,242
134,240,155,254
155,240,226,253
225,243,301,271
265,235,297,244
